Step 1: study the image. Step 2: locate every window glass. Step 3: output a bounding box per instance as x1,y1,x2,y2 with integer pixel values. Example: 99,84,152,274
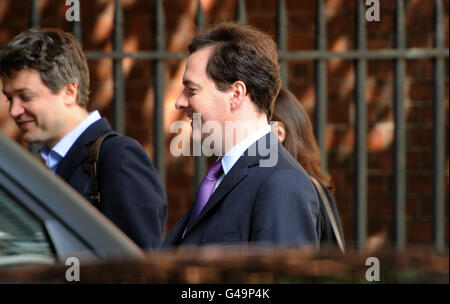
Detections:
0,187,54,265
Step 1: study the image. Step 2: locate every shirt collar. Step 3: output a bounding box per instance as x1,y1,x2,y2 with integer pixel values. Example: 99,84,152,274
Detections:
221,124,271,175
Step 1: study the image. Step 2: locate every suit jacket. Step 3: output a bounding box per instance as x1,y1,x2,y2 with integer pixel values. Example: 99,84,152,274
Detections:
163,133,319,247
55,118,167,249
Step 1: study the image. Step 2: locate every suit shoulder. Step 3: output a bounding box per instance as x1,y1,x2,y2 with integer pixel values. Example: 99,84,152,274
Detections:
100,135,150,161
100,135,144,151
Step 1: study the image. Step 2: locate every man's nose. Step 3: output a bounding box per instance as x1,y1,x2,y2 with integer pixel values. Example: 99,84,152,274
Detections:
9,99,25,118
175,92,188,110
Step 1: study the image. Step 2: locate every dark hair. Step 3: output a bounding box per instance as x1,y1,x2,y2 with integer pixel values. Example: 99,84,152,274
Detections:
188,22,281,119
272,87,335,193
0,28,90,108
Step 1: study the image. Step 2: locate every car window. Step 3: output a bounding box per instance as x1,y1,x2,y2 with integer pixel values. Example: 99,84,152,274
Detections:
0,187,54,266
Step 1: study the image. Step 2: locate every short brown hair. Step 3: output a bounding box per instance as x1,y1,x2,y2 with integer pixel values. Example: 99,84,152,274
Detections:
273,87,335,193
189,22,281,119
0,28,90,108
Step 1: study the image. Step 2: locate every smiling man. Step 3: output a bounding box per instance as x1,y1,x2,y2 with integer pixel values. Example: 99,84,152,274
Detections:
0,28,167,249
163,22,320,247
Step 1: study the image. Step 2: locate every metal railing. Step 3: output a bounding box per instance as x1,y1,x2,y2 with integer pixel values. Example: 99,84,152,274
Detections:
24,0,448,252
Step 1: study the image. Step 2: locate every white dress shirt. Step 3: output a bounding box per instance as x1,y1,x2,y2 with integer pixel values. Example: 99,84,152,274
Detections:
39,110,101,172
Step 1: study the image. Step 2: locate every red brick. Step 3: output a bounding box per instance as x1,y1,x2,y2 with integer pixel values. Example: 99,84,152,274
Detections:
288,35,315,50
407,219,432,242
406,9,434,32
367,36,394,50
286,0,316,13
367,13,394,35
341,217,353,244
410,0,435,9
367,81,393,104
407,32,433,48
406,60,423,78
327,14,354,36
368,175,389,193
247,15,277,37
407,151,425,171
327,0,348,11
368,151,393,171
407,127,433,147
290,62,313,80
407,197,420,217
327,103,351,124
368,218,391,238
407,105,433,124
409,80,433,101
368,60,394,80
418,195,433,217
407,174,433,195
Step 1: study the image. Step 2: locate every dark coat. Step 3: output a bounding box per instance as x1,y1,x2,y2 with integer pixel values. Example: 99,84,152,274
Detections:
55,118,167,249
163,133,319,247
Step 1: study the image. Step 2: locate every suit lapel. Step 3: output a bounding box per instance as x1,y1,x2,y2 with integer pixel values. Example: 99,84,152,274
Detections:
163,208,192,245
182,133,271,236
55,118,112,181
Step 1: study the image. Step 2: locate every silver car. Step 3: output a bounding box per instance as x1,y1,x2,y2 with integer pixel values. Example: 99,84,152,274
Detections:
0,132,144,270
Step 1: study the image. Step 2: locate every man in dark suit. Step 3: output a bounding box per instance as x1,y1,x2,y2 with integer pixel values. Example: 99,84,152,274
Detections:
0,28,167,249
164,23,319,247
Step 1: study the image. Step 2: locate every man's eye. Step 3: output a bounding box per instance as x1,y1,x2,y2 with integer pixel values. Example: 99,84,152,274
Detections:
21,96,31,101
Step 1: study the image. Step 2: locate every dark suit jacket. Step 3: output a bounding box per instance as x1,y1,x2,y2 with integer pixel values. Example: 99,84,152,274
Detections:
55,118,167,249
163,133,319,247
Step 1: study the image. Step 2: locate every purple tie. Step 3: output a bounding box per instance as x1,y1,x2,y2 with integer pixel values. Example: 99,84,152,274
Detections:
186,160,223,230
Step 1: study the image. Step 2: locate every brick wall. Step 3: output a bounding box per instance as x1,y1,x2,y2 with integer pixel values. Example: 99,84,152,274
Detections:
0,0,448,246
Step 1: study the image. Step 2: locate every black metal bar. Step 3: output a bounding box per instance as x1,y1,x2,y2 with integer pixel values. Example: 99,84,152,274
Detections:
354,0,368,251
432,0,445,253
194,0,206,191
393,0,406,251
236,0,247,24
112,0,125,134
277,0,288,85
314,0,328,171
85,51,188,60
278,48,449,60
28,0,39,29
28,0,40,156
81,48,449,61
71,10,82,44
154,0,166,188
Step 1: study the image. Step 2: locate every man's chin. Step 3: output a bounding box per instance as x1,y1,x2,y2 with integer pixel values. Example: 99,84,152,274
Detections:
22,132,44,145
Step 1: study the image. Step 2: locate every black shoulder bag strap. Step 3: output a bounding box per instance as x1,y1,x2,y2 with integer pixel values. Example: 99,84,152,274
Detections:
83,131,118,208
310,175,345,253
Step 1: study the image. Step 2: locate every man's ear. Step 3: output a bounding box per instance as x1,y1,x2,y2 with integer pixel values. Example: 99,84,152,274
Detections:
229,80,247,111
274,121,286,143
63,82,78,106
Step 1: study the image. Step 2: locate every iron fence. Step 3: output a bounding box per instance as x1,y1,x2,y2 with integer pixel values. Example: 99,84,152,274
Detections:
23,0,449,251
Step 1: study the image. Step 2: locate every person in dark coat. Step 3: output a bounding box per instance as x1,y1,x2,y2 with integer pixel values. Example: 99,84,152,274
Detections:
0,28,167,249
164,23,319,248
